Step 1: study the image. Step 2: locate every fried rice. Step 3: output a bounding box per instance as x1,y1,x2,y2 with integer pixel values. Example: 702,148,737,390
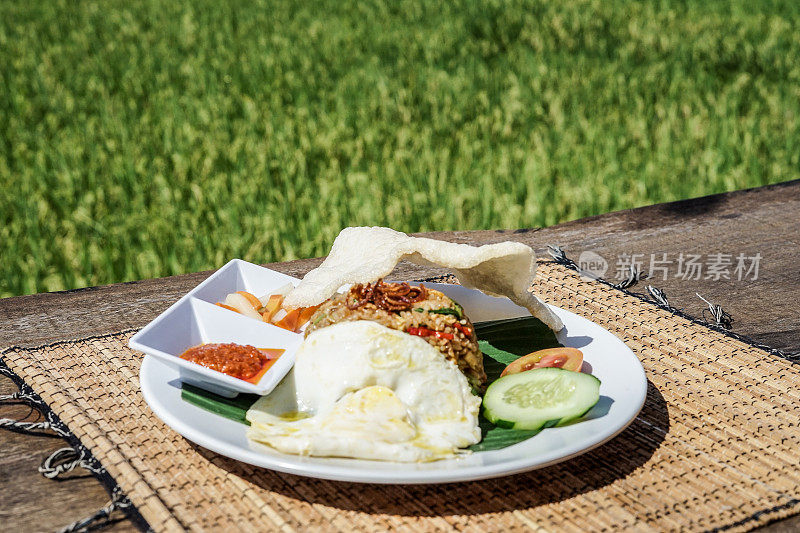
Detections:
305,281,487,392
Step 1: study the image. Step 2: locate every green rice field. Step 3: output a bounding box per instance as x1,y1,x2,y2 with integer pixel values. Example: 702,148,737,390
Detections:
2,0,798,297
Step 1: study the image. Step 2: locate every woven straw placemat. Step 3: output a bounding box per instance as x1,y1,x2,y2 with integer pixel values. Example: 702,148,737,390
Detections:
3,262,800,532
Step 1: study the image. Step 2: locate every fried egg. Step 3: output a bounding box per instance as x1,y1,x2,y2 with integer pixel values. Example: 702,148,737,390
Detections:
245,321,481,462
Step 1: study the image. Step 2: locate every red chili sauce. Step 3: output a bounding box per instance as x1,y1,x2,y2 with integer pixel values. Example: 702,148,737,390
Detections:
180,343,284,384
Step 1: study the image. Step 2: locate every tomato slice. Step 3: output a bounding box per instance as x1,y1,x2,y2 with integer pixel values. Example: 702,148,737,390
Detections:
500,347,584,377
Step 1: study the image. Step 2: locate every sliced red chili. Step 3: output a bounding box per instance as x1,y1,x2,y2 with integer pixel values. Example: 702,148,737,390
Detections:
453,323,472,337
407,327,454,340
406,326,427,337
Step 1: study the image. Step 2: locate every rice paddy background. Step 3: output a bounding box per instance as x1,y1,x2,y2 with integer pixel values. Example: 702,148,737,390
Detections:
2,0,798,297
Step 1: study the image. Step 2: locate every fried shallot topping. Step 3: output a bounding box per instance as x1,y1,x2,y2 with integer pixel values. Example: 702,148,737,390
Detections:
347,279,428,312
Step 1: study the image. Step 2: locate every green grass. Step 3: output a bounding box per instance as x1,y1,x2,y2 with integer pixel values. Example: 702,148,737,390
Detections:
1,0,798,297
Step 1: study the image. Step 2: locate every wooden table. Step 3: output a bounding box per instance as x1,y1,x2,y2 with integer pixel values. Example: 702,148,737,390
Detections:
1,180,798,532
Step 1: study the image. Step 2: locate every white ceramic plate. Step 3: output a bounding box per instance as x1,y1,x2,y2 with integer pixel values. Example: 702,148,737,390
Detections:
140,282,647,484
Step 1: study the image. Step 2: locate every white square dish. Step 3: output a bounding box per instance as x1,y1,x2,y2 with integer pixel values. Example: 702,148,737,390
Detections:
129,259,304,397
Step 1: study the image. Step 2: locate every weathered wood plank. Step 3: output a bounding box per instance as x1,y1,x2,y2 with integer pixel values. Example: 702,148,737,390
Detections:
0,379,137,532
0,179,798,532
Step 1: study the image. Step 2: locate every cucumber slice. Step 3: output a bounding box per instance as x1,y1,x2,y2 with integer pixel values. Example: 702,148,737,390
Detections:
482,368,600,430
